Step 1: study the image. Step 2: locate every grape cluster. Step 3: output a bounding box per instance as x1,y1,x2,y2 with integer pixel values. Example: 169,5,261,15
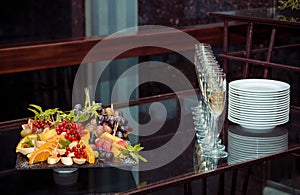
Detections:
97,107,132,140
55,119,81,142
32,119,52,133
98,150,114,162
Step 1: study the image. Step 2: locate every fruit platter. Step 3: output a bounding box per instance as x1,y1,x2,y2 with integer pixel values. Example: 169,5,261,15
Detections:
15,88,147,170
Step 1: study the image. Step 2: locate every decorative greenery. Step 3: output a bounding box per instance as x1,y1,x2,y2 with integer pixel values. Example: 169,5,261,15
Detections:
22,138,35,148
28,87,101,125
58,140,71,149
278,0,300,10
120,143,148,162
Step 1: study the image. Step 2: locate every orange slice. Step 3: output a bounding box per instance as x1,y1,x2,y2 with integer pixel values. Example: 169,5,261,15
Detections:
38,140,58,150
29,148,52,164
39,128,57,141
79,140,95,164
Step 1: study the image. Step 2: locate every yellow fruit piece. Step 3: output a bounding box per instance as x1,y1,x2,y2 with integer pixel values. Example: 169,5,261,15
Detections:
101,132,123,143
29,148,52,164
73,158,86,165
39,140,58,150
81,129,90,144
28,140,59,164
80,140,95,164
39,128,57,141
16,134,37,153
111,142,124,158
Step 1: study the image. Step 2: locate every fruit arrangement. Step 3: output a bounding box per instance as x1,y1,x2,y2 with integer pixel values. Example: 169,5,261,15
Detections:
16,88,147,167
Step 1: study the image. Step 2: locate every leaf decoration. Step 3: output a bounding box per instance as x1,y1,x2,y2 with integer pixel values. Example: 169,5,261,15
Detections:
120,143,147,162
59,140,71,149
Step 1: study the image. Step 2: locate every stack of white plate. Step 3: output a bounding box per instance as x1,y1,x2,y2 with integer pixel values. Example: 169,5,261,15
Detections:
228,79,290,131
228,125,288,164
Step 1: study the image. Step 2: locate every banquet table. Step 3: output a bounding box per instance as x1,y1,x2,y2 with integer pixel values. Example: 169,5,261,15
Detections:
0,89,300,194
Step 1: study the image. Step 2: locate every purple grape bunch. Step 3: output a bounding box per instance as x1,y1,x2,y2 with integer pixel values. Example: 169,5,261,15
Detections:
96,107,132,140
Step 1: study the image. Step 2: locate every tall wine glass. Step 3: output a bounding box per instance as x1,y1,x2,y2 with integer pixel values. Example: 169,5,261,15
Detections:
203,73,228,158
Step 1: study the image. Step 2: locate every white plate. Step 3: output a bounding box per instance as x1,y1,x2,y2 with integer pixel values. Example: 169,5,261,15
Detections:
229,109,289,118
228,125,288,137
228,116,289,126
228,142,288,151
228,135,288,143
229,92,290,100
228,116,289,130
229,88,290,97
228,136,288,146
228,108,289,118
229,94,289,102
228,104,289,113
228,146,287,154
228,132,288,141
229,79,290,93
228,114,289,123
228,101,290,110
228,141,287,150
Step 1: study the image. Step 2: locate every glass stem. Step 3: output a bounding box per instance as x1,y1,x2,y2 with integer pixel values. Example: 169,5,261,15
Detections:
211,114,219,150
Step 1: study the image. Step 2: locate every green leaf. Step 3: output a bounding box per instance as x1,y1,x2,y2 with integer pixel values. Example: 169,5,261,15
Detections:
29,104,43,113
133,143,144,152
27,108,40,120
22,138,34,147
137,154,148,162
130,153,139,162
126,144,134,151
59,140,71,149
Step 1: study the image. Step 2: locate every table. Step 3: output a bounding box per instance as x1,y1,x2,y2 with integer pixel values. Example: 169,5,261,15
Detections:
209,7,300,79
0,90,300,194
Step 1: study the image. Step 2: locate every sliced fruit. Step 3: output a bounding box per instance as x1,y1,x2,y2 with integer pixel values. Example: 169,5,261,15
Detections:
36,140,46,148
16,134,37,152
101,132,123,143
21,124,30,130
111,142,124,158
61,156,73,166
20,128,32,137
79,140,95,164
39,128,57,141
57,148,66,155
81,129,90,143
73,158,86,165
29,148,52,164
116,140,127,148
38,140,58,150
16,147,35,155
47,156,60,165
68,141,79,149
28,119,36,132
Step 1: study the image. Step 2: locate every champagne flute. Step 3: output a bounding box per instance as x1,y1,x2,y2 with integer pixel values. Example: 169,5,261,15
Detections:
203,73,228,158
